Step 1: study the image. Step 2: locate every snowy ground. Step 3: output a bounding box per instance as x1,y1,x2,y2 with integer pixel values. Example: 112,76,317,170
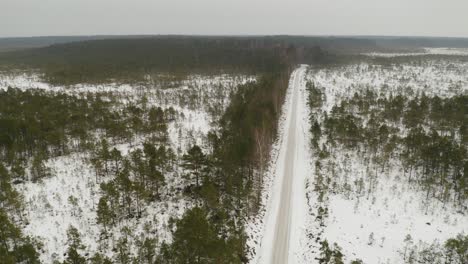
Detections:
363,47,468,57
320,152,467,264
18,141,192,262
311,60,468,114
2,72,253,262
304,57,468,263
0,72,254,153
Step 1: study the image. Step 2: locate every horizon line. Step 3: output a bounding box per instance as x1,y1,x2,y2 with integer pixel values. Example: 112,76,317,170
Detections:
2,33,468,40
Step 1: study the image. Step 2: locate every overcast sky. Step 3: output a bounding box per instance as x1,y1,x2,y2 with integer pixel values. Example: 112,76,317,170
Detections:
2,0,468,38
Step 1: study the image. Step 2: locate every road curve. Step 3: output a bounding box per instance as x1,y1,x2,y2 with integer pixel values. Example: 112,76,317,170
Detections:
271,67,304,264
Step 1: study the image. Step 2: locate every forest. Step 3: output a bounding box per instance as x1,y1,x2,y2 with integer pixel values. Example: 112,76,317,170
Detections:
0,36,333,263
314,88,467,205
0,37,292,85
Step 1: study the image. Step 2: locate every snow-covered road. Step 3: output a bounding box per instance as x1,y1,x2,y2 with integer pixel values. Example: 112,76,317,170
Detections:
257,66,310,264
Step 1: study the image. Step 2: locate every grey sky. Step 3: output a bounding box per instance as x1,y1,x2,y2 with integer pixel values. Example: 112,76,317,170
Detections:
1,0,467,38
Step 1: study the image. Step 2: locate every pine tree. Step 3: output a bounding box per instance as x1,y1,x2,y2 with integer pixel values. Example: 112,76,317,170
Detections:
97,197,112,232
90,253,112,264
136,237,157,264
99,181,119,224
182,145,207,189
143,143,165,198
115,237,131,264
116,160,133,216
30,152,50,182
110,148,122,173
63,225,86,264
99,139,110,176
167,207,222,263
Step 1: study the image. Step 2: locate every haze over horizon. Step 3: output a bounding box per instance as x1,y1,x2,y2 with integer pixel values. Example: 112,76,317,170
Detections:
2,0,468,38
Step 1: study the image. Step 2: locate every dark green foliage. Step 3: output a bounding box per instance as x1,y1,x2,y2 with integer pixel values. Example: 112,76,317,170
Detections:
312,120,322,139
182,145,208,190
95,141,173,230
315,88,467,204
0,163,40,263
214,70,290,198
115,236,131,264
147,107,168,141
30,151,51,182
159,46,299,262
142,143,170,199
308,81,325,149
90,253,112,264
0,210,40,264
162,207,242,264
324,112,363,148
96,197,112,232
407,234,468,264
63,225,86,264
10,158,26,181
0,37,289,85
0,88,121,163
135,237,157,264
0,88,170,165
318,240,344,264
444,234,468,263
307,81,324,109
162,67,291,262
0,163,22,213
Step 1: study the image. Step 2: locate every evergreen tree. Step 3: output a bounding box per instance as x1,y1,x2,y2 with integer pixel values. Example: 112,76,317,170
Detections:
30,151,50,182
63,225,86,264
182,145,207,189
136,237,157,264
167,207,225,263
99,139,111,175
110,147,123,174
444,234,468,263
116,160,134,216
115,237,131,264
100,181,119,224
97,197,112,232
90,253,112,264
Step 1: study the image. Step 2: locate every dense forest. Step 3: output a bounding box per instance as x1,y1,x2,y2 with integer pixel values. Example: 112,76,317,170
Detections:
0,37,290,85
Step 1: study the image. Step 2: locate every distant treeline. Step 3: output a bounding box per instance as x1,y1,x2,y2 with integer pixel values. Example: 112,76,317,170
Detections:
0,36,359,85
0,37,287,84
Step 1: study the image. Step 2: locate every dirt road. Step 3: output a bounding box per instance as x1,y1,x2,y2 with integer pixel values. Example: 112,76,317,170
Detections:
271,67,304,264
